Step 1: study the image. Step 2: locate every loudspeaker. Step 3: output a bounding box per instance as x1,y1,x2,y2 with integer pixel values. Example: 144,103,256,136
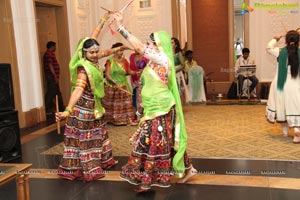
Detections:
0,63,15,112
0,110,21,162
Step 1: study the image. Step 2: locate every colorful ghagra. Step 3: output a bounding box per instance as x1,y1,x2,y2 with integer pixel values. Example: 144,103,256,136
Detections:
102,57,134,125
58,67,116,181
120,42,191,189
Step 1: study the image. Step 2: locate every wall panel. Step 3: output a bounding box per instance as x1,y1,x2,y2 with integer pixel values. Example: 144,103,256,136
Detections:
191,0,230,82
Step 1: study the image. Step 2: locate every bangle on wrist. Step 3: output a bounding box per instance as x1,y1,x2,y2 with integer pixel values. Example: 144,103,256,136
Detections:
98,18,106,29
117,24,131,39
63,111,70,117
101,51,107,57
64,107,72,115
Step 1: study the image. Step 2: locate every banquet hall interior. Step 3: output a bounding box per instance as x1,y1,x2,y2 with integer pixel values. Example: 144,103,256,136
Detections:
1,0,300,199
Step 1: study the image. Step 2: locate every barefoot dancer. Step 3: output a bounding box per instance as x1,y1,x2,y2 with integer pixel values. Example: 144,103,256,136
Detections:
113,12,197,192
55,12,121,182
266,30,300,143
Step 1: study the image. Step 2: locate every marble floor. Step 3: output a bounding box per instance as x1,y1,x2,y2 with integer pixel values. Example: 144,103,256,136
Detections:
1,117,300,200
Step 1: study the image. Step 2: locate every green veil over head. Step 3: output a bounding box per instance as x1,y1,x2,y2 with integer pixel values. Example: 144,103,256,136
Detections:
69,37,105,118
153,31,188,178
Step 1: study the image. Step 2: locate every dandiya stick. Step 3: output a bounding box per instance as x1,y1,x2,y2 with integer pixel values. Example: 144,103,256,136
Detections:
108,0,135,35
56,95,61,134
118,87,133,95
100,6,114,14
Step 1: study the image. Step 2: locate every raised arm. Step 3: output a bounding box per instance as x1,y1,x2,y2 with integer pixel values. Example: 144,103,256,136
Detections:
266,35,281,58
113,12,146,54
98,45,131,59
113,12,168,66
90,12,110,39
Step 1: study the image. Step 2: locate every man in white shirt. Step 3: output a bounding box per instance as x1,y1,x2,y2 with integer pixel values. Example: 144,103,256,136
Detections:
235,48,258,97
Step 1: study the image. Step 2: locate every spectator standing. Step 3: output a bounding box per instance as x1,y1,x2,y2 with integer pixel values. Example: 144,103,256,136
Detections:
43,41,65,113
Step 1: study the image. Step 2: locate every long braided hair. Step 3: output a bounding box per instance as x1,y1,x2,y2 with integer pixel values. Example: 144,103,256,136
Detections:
285,30,299,78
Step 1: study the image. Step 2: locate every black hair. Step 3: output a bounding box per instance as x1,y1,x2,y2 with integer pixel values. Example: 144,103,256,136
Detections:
286,30,299,78
149,33,156,46
171,37,182,54
184,50,193,57
111,42,123,48
242,48,250,54
82,39,100,55
47,41,56,49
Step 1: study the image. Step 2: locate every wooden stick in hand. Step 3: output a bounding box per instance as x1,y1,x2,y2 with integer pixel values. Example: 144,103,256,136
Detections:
100,6,114,14
118,87,133,95
56,95,61,134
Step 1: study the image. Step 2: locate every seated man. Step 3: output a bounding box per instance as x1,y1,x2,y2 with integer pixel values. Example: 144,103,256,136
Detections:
235,48,258,98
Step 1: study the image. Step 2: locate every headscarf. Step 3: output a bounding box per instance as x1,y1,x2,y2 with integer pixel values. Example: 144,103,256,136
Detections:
153,31,187,178
69,37,105,118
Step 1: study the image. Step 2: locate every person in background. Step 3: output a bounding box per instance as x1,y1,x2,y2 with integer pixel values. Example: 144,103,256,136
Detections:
172,37,190,104
102,42,138,125
129,51,148,121
234,37,244,59
55,13,120,182
266,30,300,143
235,48,258,98
113,12,197,193
185,50,206,102
43,41,65,113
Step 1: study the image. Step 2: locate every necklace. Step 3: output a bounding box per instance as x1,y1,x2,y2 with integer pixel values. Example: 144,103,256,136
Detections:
95,63,103,70
113,55,123,63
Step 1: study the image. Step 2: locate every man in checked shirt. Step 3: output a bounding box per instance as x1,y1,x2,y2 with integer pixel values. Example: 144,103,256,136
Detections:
43,41,65,114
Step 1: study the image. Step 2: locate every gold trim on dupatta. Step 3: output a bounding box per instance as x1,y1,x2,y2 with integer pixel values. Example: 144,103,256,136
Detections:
81,61,105,118
139,66,175,122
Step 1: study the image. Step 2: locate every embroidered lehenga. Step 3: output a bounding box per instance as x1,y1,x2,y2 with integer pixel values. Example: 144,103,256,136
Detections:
102,57,134,125
120,32,191,189
58,38,117,182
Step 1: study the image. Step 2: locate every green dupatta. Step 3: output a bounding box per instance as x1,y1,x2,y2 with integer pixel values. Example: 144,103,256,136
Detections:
69,37,105,118
141,66,175,120
277,47,300,91
141,31,187,178
106,57,132,92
